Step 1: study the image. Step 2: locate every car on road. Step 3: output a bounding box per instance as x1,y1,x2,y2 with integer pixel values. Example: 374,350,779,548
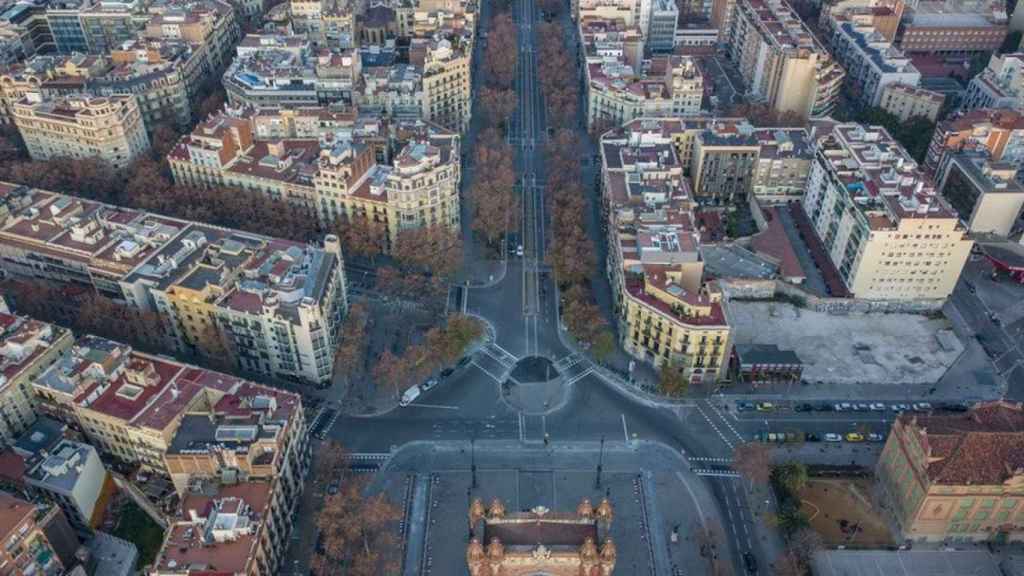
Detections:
824,433,842,442
893,404,909,412
440,367,454,378
737,401,755,412
421,378,438,392
743,552,758,574
855,403,870,411
816,403,834,412
940,402,969,413
869,403,886,411
755,402,775,412
868,433,884,442
912,402,933,412
845,433,865,442
516,244,524,257
805,433,820,442
795,403,814,412
327,481,339,495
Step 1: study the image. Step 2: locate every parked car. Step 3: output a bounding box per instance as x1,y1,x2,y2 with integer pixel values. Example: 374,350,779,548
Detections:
516,244,524,257
868,433,884,442
816,403,834,412
756,402,775,412
805,433,821,442
327,481,339,495
737,401,755,412
421,378,438,392
824,433,842,442
855,403,870,411
913,402,933,412
869,403,886,411
440,367,454,378
833,403,845,412
795,403,814,412
845,433,865,442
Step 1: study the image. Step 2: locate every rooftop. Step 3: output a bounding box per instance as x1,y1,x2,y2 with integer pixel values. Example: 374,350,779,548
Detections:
900,401,1024,485
25,440,99,494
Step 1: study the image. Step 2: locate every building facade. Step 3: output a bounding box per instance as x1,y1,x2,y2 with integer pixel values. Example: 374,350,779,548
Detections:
24,439,106,533
0,492,71,576
12,93,150,169
0,183,348,385
802,123,973,300
726,0,844,120
879,82,944,122
877,401,1024,543
965,53,1024,111
925,108,1024,177
829,21,920,106
0,313,74,444
600,120,732,383
935,154,1024,237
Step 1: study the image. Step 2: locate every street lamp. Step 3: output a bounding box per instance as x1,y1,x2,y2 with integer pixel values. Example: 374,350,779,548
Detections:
595,435,605,489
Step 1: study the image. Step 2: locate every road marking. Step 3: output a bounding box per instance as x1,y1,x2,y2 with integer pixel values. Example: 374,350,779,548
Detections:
694,469,741,478
405,403,460,410
688,457,733,463
674,471,705,524
694,403,735,450
518,412,525,442
621,414,629,443
705,400,745,443
470,360,503,382
563,367,594,387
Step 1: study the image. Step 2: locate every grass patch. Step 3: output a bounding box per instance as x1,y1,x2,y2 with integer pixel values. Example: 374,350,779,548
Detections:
112,501,165,568
798,478,896,548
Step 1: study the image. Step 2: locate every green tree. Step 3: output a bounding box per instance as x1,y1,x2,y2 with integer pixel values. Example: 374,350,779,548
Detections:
658,362,688,396
772,462,809,494
591,331,616,362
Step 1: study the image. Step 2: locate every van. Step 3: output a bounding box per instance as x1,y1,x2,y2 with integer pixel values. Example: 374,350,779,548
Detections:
400,385,421,407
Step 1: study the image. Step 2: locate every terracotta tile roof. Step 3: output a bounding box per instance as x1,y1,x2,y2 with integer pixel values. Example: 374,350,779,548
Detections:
903,401,1024,485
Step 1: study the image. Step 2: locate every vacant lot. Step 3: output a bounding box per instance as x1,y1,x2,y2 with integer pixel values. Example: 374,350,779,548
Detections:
799,478,895,548
729,301,962,385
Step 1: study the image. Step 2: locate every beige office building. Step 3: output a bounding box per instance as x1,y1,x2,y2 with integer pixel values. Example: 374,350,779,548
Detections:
12,93,150,168
803,123,973,300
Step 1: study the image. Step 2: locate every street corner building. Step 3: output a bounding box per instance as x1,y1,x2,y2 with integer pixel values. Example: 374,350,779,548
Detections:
877,400,1024,543
467,497,617,576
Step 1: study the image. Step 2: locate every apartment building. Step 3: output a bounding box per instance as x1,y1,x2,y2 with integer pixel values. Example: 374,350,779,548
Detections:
925,108,1024,177
646,0,678,53
45,0,142,55
32,333,307,482
222,35,319,109
23,439,106,533
582,18,703,131
168,109,460,246
935,154,1024,237
12,93,150,169
0,491,73,576
600,120,731,383
151,481,289,576
726,0,844,120
819,0,904,44
879,83,944,122
0,183,348,385
143,0,241,74
877,401,1024,543
829,21,920,106
0,313,74,444
897,0,1007,55
965,53,1024,111
802,123,973,300
691,127,760,205
414,35,471,132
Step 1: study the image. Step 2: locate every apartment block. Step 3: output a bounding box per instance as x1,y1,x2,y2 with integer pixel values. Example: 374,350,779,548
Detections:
23,439,106,533
0,491,72,576
0,183,348,385
646,0,678,53
829,21,920,106
151,481,290,576
877,401,1024,543
802,123,973,300
691,127,760,205
965,53,1024,111
414,35,471,132
168,108,460,247
45,0,142,55
222,35,321,109
600,119,731,383
582,18,703,131
819,0,904,44
925,108,1024,177
12,93,150,169
726,0,844,120
143,0,241,74
0,313,74,444
879,82,944,122
897,0,1007,55
935,154,1024,237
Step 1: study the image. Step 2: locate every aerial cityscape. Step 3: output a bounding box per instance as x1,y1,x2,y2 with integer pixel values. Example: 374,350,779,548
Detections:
0,0,1021,572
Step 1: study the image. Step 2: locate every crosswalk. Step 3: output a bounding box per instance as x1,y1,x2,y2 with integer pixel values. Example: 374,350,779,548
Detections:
694,469,740,478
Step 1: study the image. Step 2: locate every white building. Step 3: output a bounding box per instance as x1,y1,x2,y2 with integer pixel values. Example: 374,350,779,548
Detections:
802,124,973,301
830,21,920,106
965,52,1024,110
24,440,106,533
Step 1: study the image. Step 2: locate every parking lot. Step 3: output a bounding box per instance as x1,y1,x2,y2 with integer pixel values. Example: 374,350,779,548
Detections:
728,301,963,387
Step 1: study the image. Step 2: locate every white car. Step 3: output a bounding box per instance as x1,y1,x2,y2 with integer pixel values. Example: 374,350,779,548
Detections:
516,244,524,257
824,433,842,442
868,433,884,442
421,378,438,392
870,403,886,411
400,385,421,407
913,402,933,412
